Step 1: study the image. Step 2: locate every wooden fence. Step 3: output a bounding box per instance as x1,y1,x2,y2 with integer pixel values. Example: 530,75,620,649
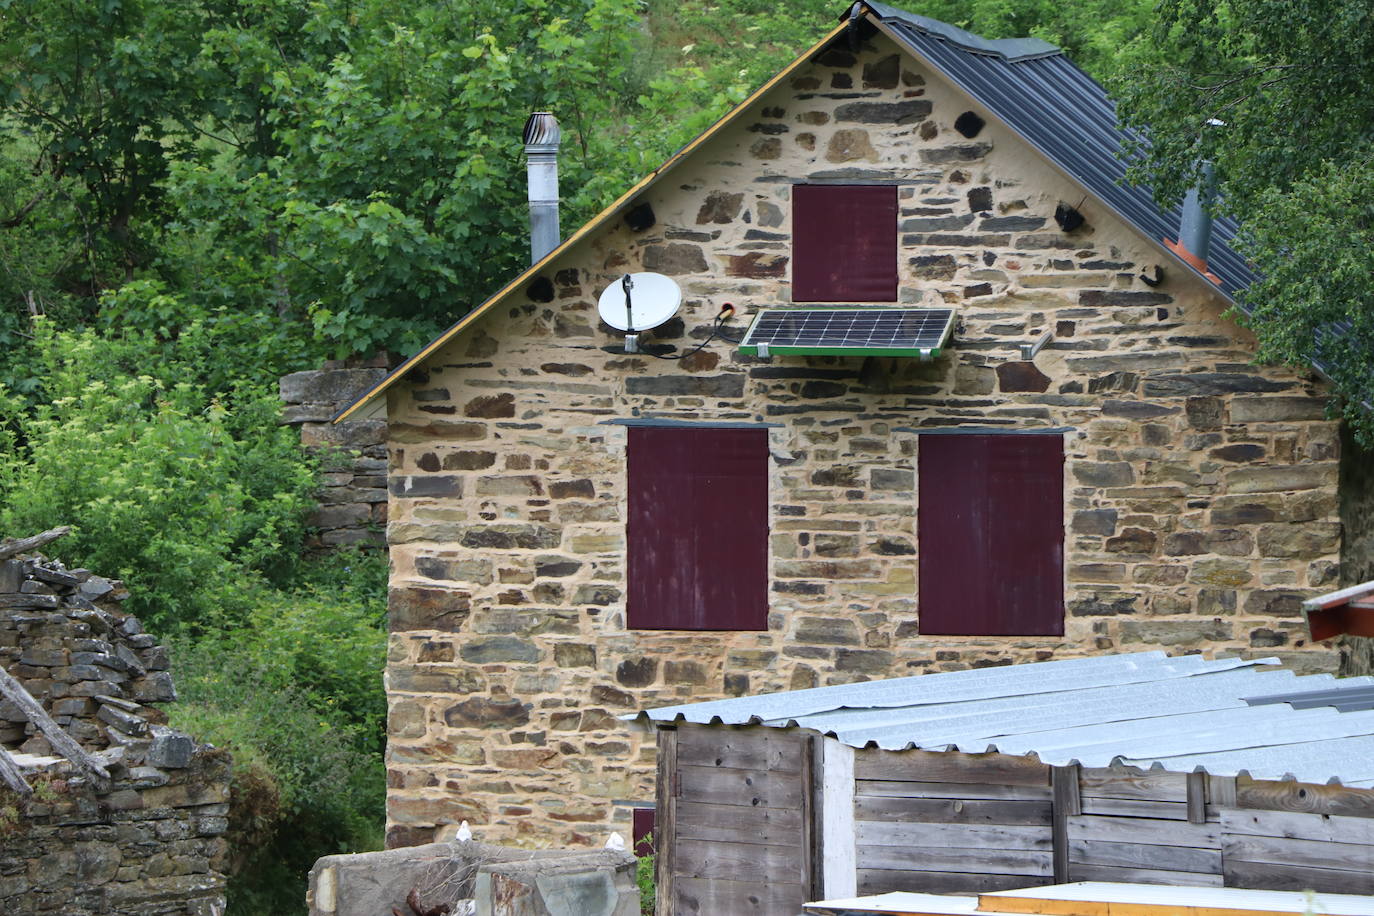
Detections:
655,724,1374,915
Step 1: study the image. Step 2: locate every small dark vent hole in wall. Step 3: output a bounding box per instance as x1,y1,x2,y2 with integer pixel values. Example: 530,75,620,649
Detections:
526,276,555,302
954,111,986,138
624,202,656,232
1054,202,1085,232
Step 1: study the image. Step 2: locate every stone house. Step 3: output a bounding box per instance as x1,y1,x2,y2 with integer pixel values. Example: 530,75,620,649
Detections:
338,1,1349,849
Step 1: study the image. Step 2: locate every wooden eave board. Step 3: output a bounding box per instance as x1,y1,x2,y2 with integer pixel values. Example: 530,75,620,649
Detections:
979,882,1374,915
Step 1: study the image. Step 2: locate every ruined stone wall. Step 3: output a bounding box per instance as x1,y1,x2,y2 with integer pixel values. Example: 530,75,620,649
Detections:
380,35,1344,848
0,550,229,915
280,360,391,550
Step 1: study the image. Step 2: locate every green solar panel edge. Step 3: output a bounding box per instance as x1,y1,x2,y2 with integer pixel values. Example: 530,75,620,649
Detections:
738,344,940,357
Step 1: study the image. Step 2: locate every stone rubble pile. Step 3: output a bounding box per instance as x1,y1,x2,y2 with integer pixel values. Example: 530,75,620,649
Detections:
0,541,229,916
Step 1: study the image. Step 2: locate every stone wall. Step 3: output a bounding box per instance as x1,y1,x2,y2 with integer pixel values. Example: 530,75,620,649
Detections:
379,32,1345,847
280,359,391,550
0,547,229,915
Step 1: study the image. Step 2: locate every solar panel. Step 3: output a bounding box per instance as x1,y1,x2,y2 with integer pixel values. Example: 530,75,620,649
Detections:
737,307,956,358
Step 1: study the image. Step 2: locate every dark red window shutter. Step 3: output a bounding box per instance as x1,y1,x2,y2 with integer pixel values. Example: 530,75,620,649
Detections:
917,434,1064,636
792,184,897,302
632,807,655,857
627,426,769,630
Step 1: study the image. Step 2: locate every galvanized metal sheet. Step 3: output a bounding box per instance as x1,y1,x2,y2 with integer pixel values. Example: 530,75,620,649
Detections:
633,652,1374,786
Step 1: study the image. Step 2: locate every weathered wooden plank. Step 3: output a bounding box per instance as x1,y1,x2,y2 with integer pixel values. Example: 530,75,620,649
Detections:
1052,765,1081,817
677,764,802,809
855,820,1052,849
857,868,1049,896
0,526,70,561
0,663,108,783
1079,768,1188,801
1187,771,1207,824
1068,838,1221,873
1078,797,1188,820
675,802,803,846
675,838,806,885
1051,765,1079,883
1068,863,1224,887
854,749,1050,787
800,732,816,901
1236,775,1374,818
1222,834,1374,874
818,737,855,899
857,844,1053,876
1066,814,1221,847
1221,806,1374,845
0,744,31,794
676,725,802,773
673,877,804,916
855,780,1052,801
1209,774,1237,807
854,795,1051,826
1224,858,1374,895
655,726,676,916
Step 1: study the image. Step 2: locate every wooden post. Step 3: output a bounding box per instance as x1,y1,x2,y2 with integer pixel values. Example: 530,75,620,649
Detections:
0,745,31,795
1187,771,1208,824
802,734,817,901
654,725,677,916
1051,764,1081,883
0,664,109,784
817,737,856,899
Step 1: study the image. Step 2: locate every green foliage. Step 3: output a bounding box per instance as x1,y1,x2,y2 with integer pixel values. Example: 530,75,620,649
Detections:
636,838,655,915
0,321,316,632
170,551,387,914
1114,0,1374,442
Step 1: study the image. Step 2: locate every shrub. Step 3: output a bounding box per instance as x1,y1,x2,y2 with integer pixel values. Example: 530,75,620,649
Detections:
0,320,316,632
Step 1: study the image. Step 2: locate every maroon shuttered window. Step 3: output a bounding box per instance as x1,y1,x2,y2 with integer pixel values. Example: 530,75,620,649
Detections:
632,807,655,858
627,426,769,630
792,184,897,302
917,434,1065,636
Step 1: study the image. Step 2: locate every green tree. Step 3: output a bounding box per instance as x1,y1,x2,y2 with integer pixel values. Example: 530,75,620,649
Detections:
1114,0,1374,441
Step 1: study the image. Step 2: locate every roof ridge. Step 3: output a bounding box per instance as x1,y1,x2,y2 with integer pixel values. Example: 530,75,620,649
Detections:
853,1,1062,62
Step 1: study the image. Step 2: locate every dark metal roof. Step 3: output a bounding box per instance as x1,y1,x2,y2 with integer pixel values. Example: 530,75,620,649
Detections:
856,1,1256,299
1247,683,1374,713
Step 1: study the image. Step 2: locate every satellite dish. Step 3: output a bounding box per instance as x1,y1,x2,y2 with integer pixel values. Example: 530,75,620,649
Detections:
597,272,682,332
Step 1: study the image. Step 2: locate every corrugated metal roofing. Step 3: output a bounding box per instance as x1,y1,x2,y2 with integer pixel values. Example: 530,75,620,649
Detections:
860,0,1254,298
630,651,1374,786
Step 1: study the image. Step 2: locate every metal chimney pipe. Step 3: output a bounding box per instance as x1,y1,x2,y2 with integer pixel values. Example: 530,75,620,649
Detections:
523,112,562,265
1179,160,1216,264
1165,159,1221,285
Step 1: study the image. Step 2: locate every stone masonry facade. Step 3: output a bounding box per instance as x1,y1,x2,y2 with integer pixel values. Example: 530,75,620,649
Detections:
280,358,392,551
0,547,229,915
379,34,1344,848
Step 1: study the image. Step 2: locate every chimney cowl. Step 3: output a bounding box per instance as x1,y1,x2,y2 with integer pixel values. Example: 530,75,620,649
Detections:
523,112,561,150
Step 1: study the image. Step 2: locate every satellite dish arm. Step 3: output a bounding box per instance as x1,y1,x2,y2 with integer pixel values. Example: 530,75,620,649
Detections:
621,274,635,333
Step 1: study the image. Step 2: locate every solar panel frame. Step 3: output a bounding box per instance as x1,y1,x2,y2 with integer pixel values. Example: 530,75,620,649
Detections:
737,307,956,357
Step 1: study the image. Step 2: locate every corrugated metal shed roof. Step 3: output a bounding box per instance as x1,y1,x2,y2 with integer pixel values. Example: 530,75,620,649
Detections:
630,651,1374,786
